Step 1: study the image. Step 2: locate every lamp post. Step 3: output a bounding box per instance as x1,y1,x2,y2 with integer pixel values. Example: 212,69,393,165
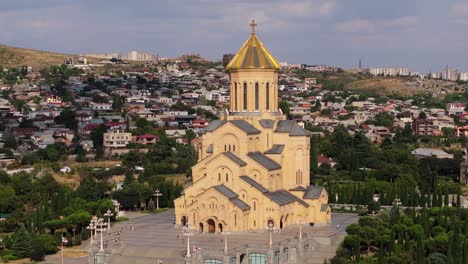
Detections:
183,227,193,258
61,236,68,264
86,223,95,245
221,231,231,253
95,218,107,252
104,209,114,234
92,216,98,241
298,219,306,241
268,222,274,248
154,189,162,210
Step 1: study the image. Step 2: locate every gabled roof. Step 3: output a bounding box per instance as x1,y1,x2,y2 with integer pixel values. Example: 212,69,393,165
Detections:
289,186,306,192
304,186,324,199
264,144,285,154
321,204,329,212
204,120,226,133
223,152,247,167
247,152,281,171
230,120,261,135
265,190,309,207
240,176,268,193
213,185,250,211
206,144,213,153
275,120,311,136
259,119,275,128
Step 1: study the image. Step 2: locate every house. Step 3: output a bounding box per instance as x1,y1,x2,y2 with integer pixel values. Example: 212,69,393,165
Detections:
412,119,434,136
447,103,465,116
318,155,336,168
103,130,132,149
192,119,209,129
165,130,186,138
133,134,159,145
411,148,454,159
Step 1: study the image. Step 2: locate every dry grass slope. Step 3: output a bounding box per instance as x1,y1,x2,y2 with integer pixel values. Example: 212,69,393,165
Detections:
0,44,96,69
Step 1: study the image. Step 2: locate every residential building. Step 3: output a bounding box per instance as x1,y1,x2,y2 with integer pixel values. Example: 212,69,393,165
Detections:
368,67,409,76
411,148,454,159
103,130,132,149
412,119,434,136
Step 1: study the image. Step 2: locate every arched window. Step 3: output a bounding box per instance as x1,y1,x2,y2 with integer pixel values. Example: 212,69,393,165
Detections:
225,173,228,182
253,201,256,211
255,83,259,110
218,173,221,182
234,83,238,110
234,214,237,226
243,83,248,110
233,145,236,152
266,82,270,110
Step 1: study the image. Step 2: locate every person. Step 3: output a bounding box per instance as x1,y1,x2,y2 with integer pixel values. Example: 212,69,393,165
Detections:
336,224,340,230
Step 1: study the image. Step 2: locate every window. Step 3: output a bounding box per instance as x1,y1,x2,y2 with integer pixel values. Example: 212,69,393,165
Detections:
230,257,236,264
274,251,280,264
243,83,248,110
249,253,267,264
233,145,236,152
204,260,223,264
283,248,289,261
253,201,256,211
226,173,229,182
255,83,259,110
234,83,238,109
218,173,221,182
234,214,237,226
266,82,270,110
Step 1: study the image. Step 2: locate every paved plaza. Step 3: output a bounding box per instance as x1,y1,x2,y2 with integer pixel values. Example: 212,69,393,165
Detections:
44,209,358,264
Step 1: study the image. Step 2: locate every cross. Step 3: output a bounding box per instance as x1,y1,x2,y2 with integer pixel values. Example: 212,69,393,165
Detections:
250,19,257,35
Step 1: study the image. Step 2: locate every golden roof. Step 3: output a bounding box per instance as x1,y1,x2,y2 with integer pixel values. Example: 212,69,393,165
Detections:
226,20,280,71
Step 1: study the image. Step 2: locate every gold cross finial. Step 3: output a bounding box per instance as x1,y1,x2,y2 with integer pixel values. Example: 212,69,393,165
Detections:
250,19,257,35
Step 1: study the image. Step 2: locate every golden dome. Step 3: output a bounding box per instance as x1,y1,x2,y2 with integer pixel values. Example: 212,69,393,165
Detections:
226,20,280,71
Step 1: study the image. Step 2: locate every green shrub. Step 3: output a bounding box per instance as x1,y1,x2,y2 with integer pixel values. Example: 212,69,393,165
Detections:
2,254,19,262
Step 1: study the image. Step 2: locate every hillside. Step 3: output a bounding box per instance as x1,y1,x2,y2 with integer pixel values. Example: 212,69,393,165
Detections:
345,76,468,97
0,44,95,69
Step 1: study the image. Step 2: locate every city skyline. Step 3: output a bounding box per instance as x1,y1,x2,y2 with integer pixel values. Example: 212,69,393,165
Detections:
1,0,468,72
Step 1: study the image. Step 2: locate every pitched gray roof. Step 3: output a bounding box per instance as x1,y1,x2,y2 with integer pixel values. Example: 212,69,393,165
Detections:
264,144,285,154
304,186,324,199
223,152,247,167
240,176,269,193
275,120,311,137
206,144,213,153
213,184,237,199
204,120,226,132
247,152,281,171
213,185,250,211
275,120,296,132
230,120,261,135
259,119,275,128
265,190,309,207
289,186,306,192
321,204,329,212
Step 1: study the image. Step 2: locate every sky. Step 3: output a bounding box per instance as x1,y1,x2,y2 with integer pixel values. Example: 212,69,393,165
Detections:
1,0,468,72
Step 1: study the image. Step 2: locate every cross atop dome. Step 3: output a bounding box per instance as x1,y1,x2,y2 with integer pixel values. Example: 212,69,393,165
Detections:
250,19,257,35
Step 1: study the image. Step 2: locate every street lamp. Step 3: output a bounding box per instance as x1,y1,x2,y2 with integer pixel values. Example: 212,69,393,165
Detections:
183,227,193,258
268,222,274,248
154,189,162,210
91,216,99,240
297,219,304,241
86,223,95,245
221,231,231,253
104,209,114,234
95,218,107,252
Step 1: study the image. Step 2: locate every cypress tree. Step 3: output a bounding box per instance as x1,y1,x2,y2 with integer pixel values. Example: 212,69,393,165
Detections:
444,185,449,207
30,237,45,261
416,232,425,264
11,226,32,258
447,234,454,264
310,135,318,173
457,186,461,208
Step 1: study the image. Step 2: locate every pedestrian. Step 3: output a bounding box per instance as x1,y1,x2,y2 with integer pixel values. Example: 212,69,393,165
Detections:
336,224,340,230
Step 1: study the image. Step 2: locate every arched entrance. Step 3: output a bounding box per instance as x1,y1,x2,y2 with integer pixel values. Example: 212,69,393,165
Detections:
181,216,187,226
280,216,284,229
218,223,223,232
207,219,216,233
199,222,204,232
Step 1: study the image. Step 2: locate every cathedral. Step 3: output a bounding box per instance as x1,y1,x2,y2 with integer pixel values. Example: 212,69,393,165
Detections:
174,21,331,233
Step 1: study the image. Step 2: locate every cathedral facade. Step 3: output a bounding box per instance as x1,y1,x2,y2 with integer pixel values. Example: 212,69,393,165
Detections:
174,24,331,233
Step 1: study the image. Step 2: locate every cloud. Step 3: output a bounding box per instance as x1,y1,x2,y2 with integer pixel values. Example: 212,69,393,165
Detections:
319,1,337,16
336,19,374,33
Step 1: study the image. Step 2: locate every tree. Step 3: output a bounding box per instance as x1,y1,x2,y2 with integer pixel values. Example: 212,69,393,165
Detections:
11,226,32,258
36,234,58,254
367,201,380,214
147,199,155,211
55,109,78,130
310,135,319,173
3,133,17,149
418,111,427,119
30,237,45,261
279,100,290,117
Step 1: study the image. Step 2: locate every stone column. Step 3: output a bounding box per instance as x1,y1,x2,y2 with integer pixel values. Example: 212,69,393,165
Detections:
268,248,274,264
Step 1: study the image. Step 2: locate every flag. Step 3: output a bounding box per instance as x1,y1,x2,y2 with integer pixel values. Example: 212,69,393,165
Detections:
62,237,68,244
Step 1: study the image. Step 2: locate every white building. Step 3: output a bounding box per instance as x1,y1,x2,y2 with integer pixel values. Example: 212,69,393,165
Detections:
103,130,132,149
368,67,409,76
442,67,458,81
459,72,468,81
127,50,157,62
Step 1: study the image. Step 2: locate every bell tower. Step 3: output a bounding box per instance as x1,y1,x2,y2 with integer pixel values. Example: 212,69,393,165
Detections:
226,19,281,115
